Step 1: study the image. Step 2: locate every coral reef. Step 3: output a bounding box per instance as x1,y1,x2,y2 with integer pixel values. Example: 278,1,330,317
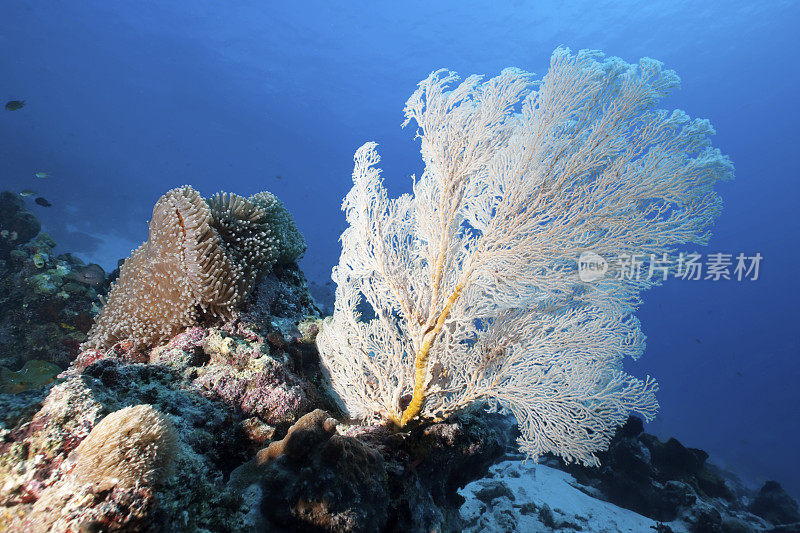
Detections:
0,264,327,531
227,407,512,532
12,403,178,531
1,337,242,530
84,185,304,351
0,191,40,259
2,185,798,533
0,260,517,532
236,409,390,531
0,193,106,372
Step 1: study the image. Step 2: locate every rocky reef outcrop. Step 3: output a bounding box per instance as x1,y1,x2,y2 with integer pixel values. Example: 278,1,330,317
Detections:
521,416,800,532
0,191,41,260
0,240,513,532
0,192,107,375
224,407,512,532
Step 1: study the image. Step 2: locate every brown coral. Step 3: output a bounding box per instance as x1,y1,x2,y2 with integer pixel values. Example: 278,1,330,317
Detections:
83,186,282,350
207,191,277,300
71,404,178,490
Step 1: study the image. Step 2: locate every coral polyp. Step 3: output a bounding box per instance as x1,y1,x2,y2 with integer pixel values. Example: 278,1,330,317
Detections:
83,185,303,351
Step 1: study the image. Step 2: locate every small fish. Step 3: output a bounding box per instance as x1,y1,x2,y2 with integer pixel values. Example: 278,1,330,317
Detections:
19,189,37,197
69,263,106,286
32,253,45,268
34,172,50,179
5,100,25,111
0,359,61,394
34,197,52,207
275,175,282,180
60,322,76,331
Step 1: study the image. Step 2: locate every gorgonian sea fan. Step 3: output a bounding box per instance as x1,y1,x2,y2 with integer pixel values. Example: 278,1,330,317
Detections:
316,48,733,466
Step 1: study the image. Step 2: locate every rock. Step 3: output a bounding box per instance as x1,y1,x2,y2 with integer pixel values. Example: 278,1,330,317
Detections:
721,515,757,533
750,481,800,525
224,406,513,533
0,191,40,259
557,416,746,524
0,355,253,531
244,262,321,335
687,505,723,532
196,347,316,426
648,436,709,481
474,480,515,504
764,523,800,533
240,417,276,447
255,409,390,532
400,410,515,510
538,502,556,529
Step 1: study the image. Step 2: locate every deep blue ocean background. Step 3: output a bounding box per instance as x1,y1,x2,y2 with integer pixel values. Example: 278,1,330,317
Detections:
2,1,798,498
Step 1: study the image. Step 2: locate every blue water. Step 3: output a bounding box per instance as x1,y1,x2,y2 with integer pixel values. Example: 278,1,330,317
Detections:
2,1,798,498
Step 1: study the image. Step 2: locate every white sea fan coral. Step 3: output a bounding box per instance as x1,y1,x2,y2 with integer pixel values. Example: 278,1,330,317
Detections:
316,48,733,466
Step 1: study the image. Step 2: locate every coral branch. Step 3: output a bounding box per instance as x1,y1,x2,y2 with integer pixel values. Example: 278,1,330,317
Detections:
317,48,733,465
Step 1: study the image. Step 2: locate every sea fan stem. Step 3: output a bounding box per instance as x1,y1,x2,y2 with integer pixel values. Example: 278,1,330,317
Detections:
398,281,465,426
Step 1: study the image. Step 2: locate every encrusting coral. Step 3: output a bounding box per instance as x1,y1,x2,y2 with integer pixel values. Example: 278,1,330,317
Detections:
83,185,304,351
71,404,178,489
